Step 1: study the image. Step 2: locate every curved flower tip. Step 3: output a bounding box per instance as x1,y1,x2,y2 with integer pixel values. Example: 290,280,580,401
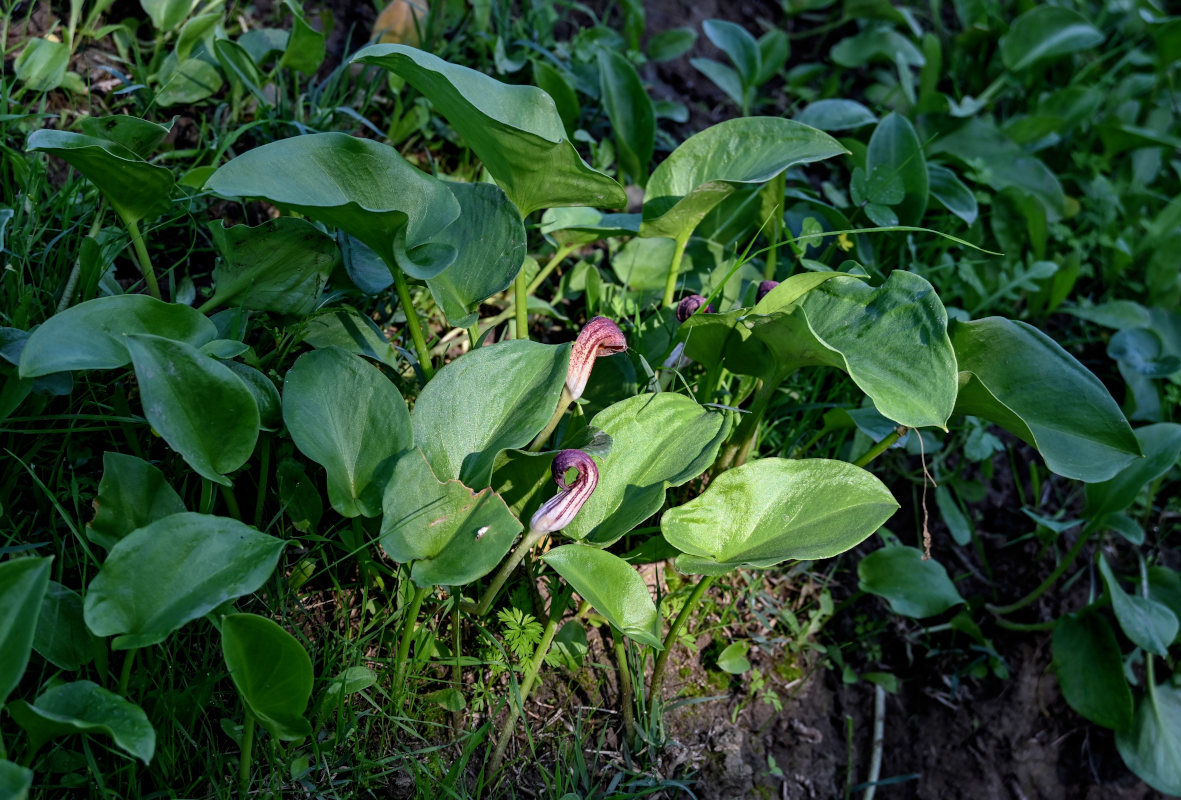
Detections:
676,294,714,323
756,280,779,303
566,317,627,400
530,449,599,533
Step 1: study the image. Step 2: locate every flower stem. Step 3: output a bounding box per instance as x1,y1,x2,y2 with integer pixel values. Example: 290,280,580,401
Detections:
648,574,716,720
986,523,1097,617
660,233,691,308
124,217,162,300
472,528,547,617
391,268,435,382
238,709,255,799
612,627,637,748
853,428,908,468
715,371,787,471
394,584,432,707
514,270,529,341
527,244,576,296
527,387,573,452
117,647,137,696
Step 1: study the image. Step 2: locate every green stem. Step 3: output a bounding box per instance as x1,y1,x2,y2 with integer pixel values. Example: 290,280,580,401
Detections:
199,478,215,515
649,574,716,720
238,709,255,799
117,648,137,696
472,528,547,617
696,360,725,406
253,435,270,529
124,217,162,300
715,371,787,471
391,268,435,381
853,428,908,468
513,270,529,340
59,203,106,313
527,387,573,452
218,483,242,521
613,628,637,748
488,588,570,775
764,174,784,281
526,244,576,296
660,233,692,308
394,585,432,706
986,524,1097,617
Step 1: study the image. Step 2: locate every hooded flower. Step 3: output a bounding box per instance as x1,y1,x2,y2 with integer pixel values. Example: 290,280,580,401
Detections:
756,280,779,303
675,294,714,323
530,449,599,533
566,317,627,400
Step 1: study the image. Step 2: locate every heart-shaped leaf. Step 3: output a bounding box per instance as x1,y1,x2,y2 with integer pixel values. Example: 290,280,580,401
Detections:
1085,423,1181,520
282,348,412,517
380,449,522,587
541,544,662,648
793,99,877,131
8,681,155,763
685,271,958,429
79,115,173,158
34,582,101,671
1100,556,1179,657
208,218,337,315
928,164,978,225
562,393,732,546
412,340,570,489
19,295,216,378
0,761,32,800
540,207,641,246
950,317,1141,482
300,306,403,370
84,512,285,650
425,182,526,328
126,334,260,486
352,44,626,216
640,117,847,242
858,546,965,618
664,458,898,575
1000,6,1104,71
27,130,174,225
205,133,460,278
1053,612,1133,731
87,452,186,550
0,556,52,705
222,613,313,741
1116,680,1181,796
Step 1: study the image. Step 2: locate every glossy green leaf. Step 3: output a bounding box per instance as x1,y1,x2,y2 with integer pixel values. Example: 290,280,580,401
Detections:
664,458,898,575
425,182,526,328
27,129,171,225
205,133,460,278
794,99,877,131
142,0,196,30
1148,567,1181,643
300,306,402,370
84,512,285,650
563,393,732,545
1116,680,1181,796
126,334,259,486
208,218,337,315
865,113,927,226
1052,612,1133,730
950,317,1141,482
175,12,221,61
278,0,325,75
541,544,662,648
1099,556,1178,658
703,20,760,85
540,207,641,247
282,348,411,517
716,641,751,674
79,116,173,159
927,163,977,225
831,28,924,68
14,38,69,92
691,58,744,109
8,680,155,763
224,362,281,431
0,761,32,800
380,449,522,587
0,557,52,705
1085,423,1181,520
222,613,313,741
531,60,579,135
35,582,100,671
641,118,847,242
412,340,570,489
1000,6,1103,71
155,56,223,107
649,27,697,61
352,44,625,215
19,295,216,378
858,546,965,618
214,38,266,102
87,452,186,550
598,48,655,186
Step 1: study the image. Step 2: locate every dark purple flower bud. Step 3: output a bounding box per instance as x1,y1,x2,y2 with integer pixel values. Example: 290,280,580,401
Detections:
530,449,599,533
756,280,779,303
566,317,627,400
676,294,714,323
